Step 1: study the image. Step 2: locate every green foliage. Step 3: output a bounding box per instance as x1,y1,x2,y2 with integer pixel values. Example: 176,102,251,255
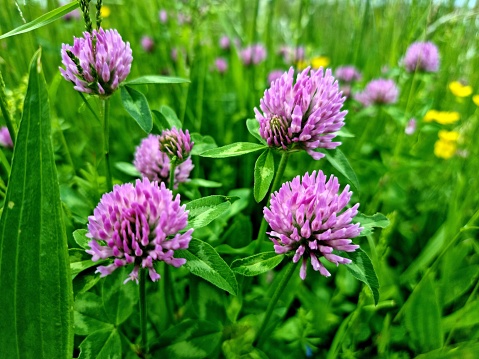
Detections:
120,85,153,133
253,149,275,202
231,252,284,276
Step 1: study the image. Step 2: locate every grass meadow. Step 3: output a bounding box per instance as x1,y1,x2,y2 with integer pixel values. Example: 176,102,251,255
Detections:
1,0,479,358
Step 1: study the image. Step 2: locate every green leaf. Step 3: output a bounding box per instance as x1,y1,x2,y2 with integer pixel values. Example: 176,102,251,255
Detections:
404,275,443,352
324,149,360,192
188,178,222,188
354,212,390,237
175,238,238,295
415,342,479,359
190,133,218,155
215,242,256,256
246,119,266,145
254,149,275,202
0,49,73,358
120,85,153,133
186,195,237,230
101,267,139,326
71,259,101,279
123,75,190,86
73,229,90,249
73,270,102,298
200,142,267,158
114,161,140,177
343,249,380,305
151,319,223,358
78,329,122,359
0,2,79,40
74,292,113,336
231,252,284,276
158,105,183,129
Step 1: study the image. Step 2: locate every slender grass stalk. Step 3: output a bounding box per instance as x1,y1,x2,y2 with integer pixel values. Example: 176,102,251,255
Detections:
102,98,113,191
0,149,11,176
0,71,16,145
139,268,149,356
253,260,298,348
168,161,177,192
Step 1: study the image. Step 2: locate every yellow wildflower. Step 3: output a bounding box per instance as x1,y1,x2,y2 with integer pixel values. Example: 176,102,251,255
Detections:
423,110,460,125
473,95,479,106
100,5,111,18
311,56,330,69
438,130,460,142
296,60,308,70
449,81,473,97
434,130,459,159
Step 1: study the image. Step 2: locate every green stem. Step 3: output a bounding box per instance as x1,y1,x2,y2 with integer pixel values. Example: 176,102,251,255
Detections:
0,149,11,175
168,161,177,192
139,268,149,356
102,98,113,191
78,92,101,123
253,260,298,348
254,152,290,253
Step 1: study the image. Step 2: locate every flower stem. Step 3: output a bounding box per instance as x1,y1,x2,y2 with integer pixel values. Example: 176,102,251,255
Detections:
102,98,113,191
168,161,177,192
139,268,149,356
253,260,298,348
254,151,290,253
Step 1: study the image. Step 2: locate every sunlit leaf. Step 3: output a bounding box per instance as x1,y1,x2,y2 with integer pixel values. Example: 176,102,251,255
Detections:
200,142,267,158
343,249,380,305
231,252,284,276
120,85,153,133
254,149,275,202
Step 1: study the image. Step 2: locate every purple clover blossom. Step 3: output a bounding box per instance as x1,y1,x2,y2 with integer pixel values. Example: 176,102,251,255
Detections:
158,127,194,164
141,36,154,53
403,41,439,73
214,57,228,74
240,44,267,66
279,45,305,64
254,66,347,160
267,69,284,85
219,35,231,50
134,134,194,189
60,28,132,97
405,118,417,135
0,127,13,148
159,9,168,24
335,66,362,83
264,171,362,280
354,78,399,107
86,177,193,284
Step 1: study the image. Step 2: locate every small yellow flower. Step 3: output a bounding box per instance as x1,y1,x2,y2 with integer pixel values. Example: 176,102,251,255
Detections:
438,130,460,142
473,94,479,106
434,139,457,159
100,5,111,18
449,81,473,97
296,60,308,70
311,56,330,69
423,110,460,125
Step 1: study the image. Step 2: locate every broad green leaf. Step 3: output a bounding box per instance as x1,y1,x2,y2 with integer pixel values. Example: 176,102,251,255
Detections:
114,161,140,177
73,229,90,249
120,85,153,133
220,213,253,248
200,142,267,158
0,49,73,358
324,149,360,192
161,105,183,129
78,329,122,359
354,212,390,237
416,342,479,359
101,267,139,326
186,195,237,230
74,292,113,336
188,178,222,188
231,252,284,276
191,280,227,323
123,75,190,86
442,300,479,331
175,238,238,295
190,133,217,155
0,2,79,40
151,319,223,358
246,118,266,145
254,149,275,202
404,275,443,352
71,259,100,279
73,270,102,297
215,242,256,256
343,249,380,305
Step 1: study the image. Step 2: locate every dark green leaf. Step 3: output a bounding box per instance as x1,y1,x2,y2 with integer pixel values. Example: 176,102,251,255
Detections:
254,149,275,202
161,105,182,128
231,252,284,276
73,229,90,249
176,238,238,295
186,195,237,230
120,85,153,133
246,118,266,145
73,270,102,298
123,75,190,86
0,49,73,358
114,161,140,177
0,2,79,40
215,242,256,256
78,329,122,359
343,249,380,305
71,259,101,279
324,149,360,192
151,319,223,358
74,292,113,335
354,212,390,237
200,142,267,158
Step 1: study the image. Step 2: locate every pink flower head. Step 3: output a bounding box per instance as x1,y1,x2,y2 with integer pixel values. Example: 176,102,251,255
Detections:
254,67,347,160
403,41,439,73
279,45,305,64
405,118,417,135
264,171,362,279
159,9,168,23
86,178,193,283
134,133,194,189
158,127,194,164
354,78,399,107
240,44,267,66
335,66,362,83
219,35,230,50
214,57,228,74
0,127,13,148
141,36,154,53
60,28,132,97
267,69,284,85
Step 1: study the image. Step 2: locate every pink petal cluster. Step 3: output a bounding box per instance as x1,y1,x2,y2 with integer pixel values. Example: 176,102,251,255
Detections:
86,178,193,283
240,44,267,66
0,127,13,148
335,66,362,83
158,127,194,163
264,171,362,279
354,78,399,107
403,41,439,73
254,67,347,160
60,28,132,96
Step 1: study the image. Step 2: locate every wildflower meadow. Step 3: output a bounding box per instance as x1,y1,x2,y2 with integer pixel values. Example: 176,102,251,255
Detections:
1,0,479,358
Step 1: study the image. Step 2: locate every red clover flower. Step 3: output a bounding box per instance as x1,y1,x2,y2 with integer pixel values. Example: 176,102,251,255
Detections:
264,171,362,280
86,178,193,284
354,78,399,107
403,41,439,73
254,67,347,160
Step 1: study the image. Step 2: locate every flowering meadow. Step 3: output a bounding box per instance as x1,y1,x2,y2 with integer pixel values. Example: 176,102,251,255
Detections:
1,0,479,358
